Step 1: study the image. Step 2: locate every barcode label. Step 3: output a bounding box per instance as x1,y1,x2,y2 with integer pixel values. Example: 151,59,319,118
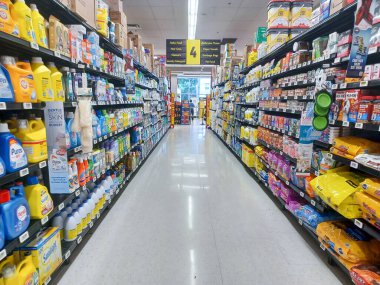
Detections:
96,213,100,219
30,42,39,50
311,200,316,206
291,110,296,114
78,64,85,69
75,189,80,197
368,46,377,54
39,161,47,168
350,161,359,169
334,58,340,63
54,51,61,58
99,137,103,142
285,181,289,185
303,62,307,66
0,102,6,110
0,249,6,261
355,123,363,129
20,168,29,177
300,192,305,197
320,243,326,251
23,103,32,109
354,219,363,229
64,250,71,260
72,102,77,107
360,81,368,87
58,203,64,211
327,153,333,159
342,121,350,127
94,139,97,144
298,219,303,226
44,276,51,285
340,83,347,89
332,84,338,89
19,231,29,243
77,236,82,244
41,216,49,225
90,221,94,228
74,146,82,153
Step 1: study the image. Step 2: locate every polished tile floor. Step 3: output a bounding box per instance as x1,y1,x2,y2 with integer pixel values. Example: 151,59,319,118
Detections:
58,121,349,285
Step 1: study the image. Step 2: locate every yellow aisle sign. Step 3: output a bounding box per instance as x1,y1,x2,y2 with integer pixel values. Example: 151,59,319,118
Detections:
186,40,200,65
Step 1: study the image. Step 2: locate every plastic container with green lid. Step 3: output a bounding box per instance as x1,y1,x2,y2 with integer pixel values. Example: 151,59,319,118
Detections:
316,92,332,109
314,104,329,116
313,116,328,131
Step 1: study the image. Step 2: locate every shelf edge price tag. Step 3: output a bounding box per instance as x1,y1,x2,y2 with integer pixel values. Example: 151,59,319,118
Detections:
0,249,6,261
320,243,326,251
360,81,368,87
19,231,29,243
298,219,303,226
368,46,377,54
311,200,316,206
350,161,359,169
285,181,289,186
355,122,363,129
299,192,305,198
23,103,32,109
75,189,80,197
0,102,6,110
354,219,364,229
54,51,61,58
332,84,338,90
41,216,49,225
342,121,350,127
20,168,29,177
340,83,347,89
89,221,94,228
64,250,71,260
58,203,64,211
96,213,100,219
334,58,340,63
39,161,47,168
44,276,51,285
77,236,82,244
30,42,39,50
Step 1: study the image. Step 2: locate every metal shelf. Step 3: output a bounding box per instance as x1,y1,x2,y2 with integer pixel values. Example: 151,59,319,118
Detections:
331,154,380,179
257,139,297,164
0,102,46,111
0,161,47,187
330,120,380,133
258,107,302,115
235,82,260,90
313,140,332,149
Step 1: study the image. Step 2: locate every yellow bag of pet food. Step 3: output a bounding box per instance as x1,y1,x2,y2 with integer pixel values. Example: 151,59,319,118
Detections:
333,137,380,157
360,178,380,200
356,192,380,230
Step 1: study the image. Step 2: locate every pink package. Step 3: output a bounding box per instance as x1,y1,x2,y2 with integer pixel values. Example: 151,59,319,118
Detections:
283,162,291,180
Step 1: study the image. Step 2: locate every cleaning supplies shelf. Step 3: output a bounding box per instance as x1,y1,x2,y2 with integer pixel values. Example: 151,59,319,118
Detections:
0,160,47,187
258,107,302,115
0,102,46,110
133,59,159,82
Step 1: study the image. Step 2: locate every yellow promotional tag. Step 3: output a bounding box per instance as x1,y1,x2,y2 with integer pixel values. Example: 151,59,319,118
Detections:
186,39,200,65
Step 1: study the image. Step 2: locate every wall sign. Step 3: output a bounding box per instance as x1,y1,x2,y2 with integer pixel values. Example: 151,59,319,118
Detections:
166,39,221,65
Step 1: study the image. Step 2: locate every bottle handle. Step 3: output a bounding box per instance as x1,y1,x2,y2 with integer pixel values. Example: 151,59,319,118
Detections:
15,62,30,70
16,259,28,274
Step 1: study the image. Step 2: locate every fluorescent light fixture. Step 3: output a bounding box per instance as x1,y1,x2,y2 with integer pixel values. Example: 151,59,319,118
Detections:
188,0,199,39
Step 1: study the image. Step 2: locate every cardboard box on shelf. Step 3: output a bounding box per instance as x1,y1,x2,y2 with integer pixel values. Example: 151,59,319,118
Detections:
69,0,96,29
110,11,128,27
329,0,354,15
49,16,70,57
115,23,128,46
243,45,254,66
106,0,123,12
58,0,71,7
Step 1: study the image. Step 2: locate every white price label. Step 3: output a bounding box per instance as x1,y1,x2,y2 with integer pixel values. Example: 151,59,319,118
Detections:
303,95,307,99
354,219,364,229
94,139,97,144
74,146,81,153
303,62,307,67
75,189,80,197
276,108,279,111
72,102,77,107
82,184,86,191
0,249,6,261
77,236,82,244
340,83,347,89
298,219,303,226
19,168,29,177
78,64,85,69
291,109,296,114
368,46,378,54
285,181,289,186
23,103,32,109
0,102,6,110
311,200,316,206
360,81,369,87
30,42,39,50
102,170,105,175
355,123,363,129
297,64,301,68
284,96,287,100
294,96,298,100
104,135,107,140
307,60,311,65
54,51,61,58
320,243,326,251
99,137,103,142
41,216,49,225
350,161,359,169
58,203,64,211
96,213,100,219
89,221,94,228
332,84,338,90
315,170,320,176
44,276,51,285
109,199,112,204
303,80,308,84
116,189,120,195
39,161,47,168
342,121,350,127
334,58,341,63
300,192,305,197
19,231,29,243
327,153,333,159
64,250,71,260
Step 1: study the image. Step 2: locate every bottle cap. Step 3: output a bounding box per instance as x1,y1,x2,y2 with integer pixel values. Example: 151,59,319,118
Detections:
31,57,43,63
66,112,75,119
0,190,10,203
2,264,16,278
17,119,28,129
0,123,10,133
26,176,39,185
30,4,37,10
0,56,15,65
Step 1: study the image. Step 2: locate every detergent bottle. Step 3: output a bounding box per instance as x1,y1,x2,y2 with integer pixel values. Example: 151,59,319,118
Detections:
77,158,86,187
0,157,6,178
15,118,47,163
30,4,47,48
47,62,64,102
11,0,35,43
16,255,38,285
78,205,87,230
0,123,27,173
66,112,77,148
0,215,4,249
51,213,64,240
24,176,53,219
0,57,36,103
0,63,15,102
0,0,19,36
60,67,74,102
0,184,30,240
63,214,77,242
31,57,53,102
73,210,82,235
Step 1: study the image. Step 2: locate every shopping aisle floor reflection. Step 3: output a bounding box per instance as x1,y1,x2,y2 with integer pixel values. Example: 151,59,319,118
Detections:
58,121,349,285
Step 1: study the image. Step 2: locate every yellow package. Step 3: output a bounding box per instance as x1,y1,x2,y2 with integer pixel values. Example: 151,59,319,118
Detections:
333,136,380,157
316,221,380,264
356,192,380,230
360,178,380,200
246,147,255,168
247,50,257,66
96,0,109,37
331,147,356,160
310,170,365,218
15,228,62,285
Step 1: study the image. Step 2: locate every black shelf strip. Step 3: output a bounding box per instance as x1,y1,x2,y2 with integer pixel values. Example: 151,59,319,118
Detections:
260,94,315,101
0,160,47,187
235,82,260,90
258,107,302,115
257,139,297,164
234,118,257,127
330,120,380,132
240,3,356,75
332,79,380,90
235,102,258,106
313,140,332,149
331,154,380,179
352,219,380,241
0,102,46,111
135,83,157,91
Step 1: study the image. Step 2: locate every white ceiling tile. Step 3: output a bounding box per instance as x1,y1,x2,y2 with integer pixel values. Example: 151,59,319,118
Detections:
241,0,268,8
235,7,261,21
148,0,172,6
152,6,175,20
157,20,177,30
138,20,159,30
125,6,154,21
123,0,149,7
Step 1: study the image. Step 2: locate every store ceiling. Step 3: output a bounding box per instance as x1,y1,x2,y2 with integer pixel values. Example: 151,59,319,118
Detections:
123,0,268,56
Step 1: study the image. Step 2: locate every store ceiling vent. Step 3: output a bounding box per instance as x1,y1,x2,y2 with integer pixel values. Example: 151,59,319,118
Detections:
128,24,142,30
221,38,237,44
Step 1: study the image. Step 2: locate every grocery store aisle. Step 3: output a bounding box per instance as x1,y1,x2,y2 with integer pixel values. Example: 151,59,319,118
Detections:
58,121,347,285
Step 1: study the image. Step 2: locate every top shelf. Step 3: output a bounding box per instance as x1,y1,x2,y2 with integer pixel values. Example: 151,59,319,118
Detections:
240,3,357,75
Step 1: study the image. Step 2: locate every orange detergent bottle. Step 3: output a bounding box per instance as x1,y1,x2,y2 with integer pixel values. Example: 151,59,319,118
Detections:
0,0,19,36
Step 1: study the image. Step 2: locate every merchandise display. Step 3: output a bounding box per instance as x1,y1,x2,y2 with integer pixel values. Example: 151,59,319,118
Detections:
210,1,380,283
0,0,171,284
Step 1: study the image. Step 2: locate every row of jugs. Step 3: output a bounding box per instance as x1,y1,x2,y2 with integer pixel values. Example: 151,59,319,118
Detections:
0,56,64,103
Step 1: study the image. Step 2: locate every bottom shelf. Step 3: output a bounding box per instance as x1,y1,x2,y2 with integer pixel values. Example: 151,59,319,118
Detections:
48,127,170,285
212,129,352,282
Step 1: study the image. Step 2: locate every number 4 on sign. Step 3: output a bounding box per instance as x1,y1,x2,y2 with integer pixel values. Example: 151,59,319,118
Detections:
190,46,197,58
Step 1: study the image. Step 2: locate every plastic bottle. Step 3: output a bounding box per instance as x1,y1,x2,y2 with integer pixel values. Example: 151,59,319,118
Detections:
66,112,78,148
82,199,91,225
0,157,6,178
51,214,64,240
2,264,18,285
0,0,19,37
15,118,47,163
0,123,27,173
63,214,77,242
31,57,53,102
0,57,37,103
11,0,35,43
73,210,82,235
24,176,53,219
87,154,94,181
78,205,87,230
0,63,15,102
77,158,86,187
30,4,47,48
60,67,74,102
87,197,95,220
70,201,79,211
83,155,89,183
68,162,74,193
16,255,39,285
65,205,73,215
92,110,100,139
0,184,30,240
47,62,64,101
71,159,79,189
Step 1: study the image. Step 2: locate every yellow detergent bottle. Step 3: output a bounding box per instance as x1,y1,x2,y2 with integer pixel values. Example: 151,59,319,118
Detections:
15,118,47,163
31,57,53,102
0,56,37,103
16,255,38,285
30,4,47,48
10,0,36,43
25,176,53,219
0,0,19,37
1,263,18,285
47,62,64,102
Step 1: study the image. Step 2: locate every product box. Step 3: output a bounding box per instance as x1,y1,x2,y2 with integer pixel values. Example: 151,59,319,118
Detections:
49,16,70,57
329,0,354,15
363,65,373,81
96,0,109,37
69,0,96,29
58,0,71,7
372,64,380,80
320,0,331,21
115,23,127,46
106,0,123,12
15,228,62,285
110,11,127,27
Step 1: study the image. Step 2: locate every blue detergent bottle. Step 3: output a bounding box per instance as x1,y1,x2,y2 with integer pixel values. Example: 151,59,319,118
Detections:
0,123,28,173
0,63,15,102
96,111,106,136
0,216,4,249
66,112,78,148
0,183,30,241
92,110,100,139
0,156,6,178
